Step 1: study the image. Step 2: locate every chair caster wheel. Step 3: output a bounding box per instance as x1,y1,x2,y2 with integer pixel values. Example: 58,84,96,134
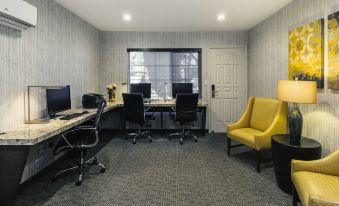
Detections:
100,168,106,173
52,176,57,182
149,139,152,142
93,159,98,164
133,141,136,144
180,141,183,145
76,180,82,186
194,139,198,142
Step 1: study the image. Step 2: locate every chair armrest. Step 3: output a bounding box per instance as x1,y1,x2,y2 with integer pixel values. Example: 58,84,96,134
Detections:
254,101,288,150
75,125,96,130
291,149,339,177
227,97,254,132
54,127,97,153
62,127,96,136
309,194,339,206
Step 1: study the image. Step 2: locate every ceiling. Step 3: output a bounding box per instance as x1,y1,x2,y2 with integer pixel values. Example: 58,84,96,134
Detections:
54,0,293,32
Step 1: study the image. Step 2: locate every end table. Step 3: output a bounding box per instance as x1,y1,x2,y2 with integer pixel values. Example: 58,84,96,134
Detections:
271,134,322,194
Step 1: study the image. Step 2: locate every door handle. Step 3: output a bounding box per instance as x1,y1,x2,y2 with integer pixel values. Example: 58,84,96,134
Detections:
212,85,216,98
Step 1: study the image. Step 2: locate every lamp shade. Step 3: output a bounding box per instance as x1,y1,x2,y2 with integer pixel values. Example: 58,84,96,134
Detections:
277,80,317,104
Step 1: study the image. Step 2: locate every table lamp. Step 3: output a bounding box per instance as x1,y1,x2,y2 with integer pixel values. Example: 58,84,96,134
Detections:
26,85,65,124
277,80,317,144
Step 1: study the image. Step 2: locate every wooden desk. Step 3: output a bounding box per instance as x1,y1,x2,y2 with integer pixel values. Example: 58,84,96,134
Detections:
0,100,207,205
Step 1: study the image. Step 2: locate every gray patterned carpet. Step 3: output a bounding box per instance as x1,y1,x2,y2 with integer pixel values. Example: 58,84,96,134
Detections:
15,132,291,206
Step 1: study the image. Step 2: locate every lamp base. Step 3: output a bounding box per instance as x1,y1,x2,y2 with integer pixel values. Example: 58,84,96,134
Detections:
288,103,303,145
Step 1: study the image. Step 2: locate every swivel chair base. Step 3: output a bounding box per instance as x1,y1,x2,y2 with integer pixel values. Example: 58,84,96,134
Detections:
127,128,152,144
53,150,106,186
169,128,198,145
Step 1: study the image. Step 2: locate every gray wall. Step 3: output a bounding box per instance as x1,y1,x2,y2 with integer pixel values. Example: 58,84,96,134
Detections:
0,0,102,130
249,0,339,154
101,31,248,103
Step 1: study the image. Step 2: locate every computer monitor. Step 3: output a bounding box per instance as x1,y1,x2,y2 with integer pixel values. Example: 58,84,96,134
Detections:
130,83,151,99
172,83,193,99
46,85,71,117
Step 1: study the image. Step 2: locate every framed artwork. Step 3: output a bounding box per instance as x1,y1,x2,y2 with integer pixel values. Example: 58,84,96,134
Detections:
328,11,339,90
288,19,324,89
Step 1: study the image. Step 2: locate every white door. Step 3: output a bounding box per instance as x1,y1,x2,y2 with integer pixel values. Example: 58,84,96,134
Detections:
209,48,247,133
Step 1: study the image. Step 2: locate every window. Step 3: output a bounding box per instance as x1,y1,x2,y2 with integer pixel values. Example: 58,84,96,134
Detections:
128,48,201,99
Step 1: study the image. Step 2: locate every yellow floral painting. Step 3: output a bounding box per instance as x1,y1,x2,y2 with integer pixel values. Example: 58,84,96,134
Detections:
328,12,339,90
288,19,324,88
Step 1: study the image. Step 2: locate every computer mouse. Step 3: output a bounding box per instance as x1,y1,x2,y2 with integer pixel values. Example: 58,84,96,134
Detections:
82,111,89,114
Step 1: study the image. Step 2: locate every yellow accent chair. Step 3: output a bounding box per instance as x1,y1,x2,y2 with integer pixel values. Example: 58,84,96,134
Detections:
227,97,288,172
292,149,339,206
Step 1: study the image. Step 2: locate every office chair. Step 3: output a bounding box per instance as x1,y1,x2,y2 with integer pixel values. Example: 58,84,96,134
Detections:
169,83,193,119
52,100,107,186
122,93,152,144
169,93,199,145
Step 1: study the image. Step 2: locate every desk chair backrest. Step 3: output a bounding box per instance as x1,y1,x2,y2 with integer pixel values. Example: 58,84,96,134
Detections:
172,83,193,99
122,93,145,125
175,93,199,124
94,100,107,129
53,100,107,154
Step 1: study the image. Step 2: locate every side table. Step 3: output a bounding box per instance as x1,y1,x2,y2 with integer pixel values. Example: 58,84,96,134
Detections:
271,134,322,194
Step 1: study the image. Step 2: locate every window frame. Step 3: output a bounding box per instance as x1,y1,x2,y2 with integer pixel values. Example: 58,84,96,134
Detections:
127,48,202,99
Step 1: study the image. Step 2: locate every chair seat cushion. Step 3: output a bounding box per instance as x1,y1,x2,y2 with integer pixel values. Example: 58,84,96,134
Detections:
228,128,263,148
292,171,339,206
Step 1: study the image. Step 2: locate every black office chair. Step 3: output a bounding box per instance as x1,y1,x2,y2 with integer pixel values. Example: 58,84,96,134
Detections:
53,100,106,186
169,93,199,145
122,93,152,144
169,83,193,119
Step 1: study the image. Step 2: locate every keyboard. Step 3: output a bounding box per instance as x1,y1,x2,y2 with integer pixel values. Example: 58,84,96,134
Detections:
60,113,84,120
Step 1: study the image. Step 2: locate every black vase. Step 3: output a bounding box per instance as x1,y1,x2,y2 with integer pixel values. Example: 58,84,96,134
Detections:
288,103,303,145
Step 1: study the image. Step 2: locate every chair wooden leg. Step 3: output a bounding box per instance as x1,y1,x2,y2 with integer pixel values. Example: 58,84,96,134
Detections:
227,137,231,156
292,186,298,206
256,150,261,173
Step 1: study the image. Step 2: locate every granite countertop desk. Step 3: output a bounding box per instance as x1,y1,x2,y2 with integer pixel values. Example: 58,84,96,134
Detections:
146,100,208,107
0,100,207,205
0,100,207,146
0,102,123,146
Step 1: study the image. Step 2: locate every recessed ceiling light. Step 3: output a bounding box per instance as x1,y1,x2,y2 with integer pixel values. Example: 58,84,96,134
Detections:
217,14,225,22
123,13,131,22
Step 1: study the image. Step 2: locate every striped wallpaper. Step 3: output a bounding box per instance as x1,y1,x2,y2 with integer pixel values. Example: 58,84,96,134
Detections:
0,0,102,130
101,31,248,102
2,0,337,155
249,0,339,154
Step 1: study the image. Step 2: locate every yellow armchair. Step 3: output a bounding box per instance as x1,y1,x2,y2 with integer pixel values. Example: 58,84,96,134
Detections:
292,149,339,206
227,97,288,172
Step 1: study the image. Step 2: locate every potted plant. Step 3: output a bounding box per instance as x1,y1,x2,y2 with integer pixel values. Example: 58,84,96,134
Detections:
106,83,117,102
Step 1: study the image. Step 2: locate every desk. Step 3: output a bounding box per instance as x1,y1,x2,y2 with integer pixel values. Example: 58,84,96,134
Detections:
0,100,207,205
0,102,122,206
126,100,208,135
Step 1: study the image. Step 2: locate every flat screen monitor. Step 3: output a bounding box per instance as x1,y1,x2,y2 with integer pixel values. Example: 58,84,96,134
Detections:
46,85,71,117
172,83,193,99
130,83,151,99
